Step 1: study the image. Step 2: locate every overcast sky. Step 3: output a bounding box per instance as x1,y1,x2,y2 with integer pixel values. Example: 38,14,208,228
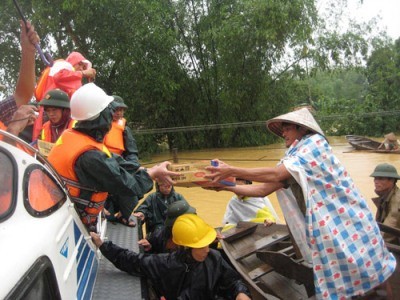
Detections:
350,0,400,39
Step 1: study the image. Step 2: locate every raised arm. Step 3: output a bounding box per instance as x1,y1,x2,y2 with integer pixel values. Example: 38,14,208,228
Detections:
14,21,39,106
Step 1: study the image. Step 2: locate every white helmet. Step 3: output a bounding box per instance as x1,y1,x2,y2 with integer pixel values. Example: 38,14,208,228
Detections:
70,83,114,121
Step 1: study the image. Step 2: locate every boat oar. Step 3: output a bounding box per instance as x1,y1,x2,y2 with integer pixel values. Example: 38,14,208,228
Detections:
12,0,54,67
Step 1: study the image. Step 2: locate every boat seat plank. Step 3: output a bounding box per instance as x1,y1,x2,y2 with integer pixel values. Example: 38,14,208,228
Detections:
257,250,314,297
248,263,273,280
257,272,309,300
277,245,296,257
221,222,258,242
233,231,290,260
221,223,312,300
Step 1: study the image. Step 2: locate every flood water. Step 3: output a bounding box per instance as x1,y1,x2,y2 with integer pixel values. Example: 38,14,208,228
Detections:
140,136,400,228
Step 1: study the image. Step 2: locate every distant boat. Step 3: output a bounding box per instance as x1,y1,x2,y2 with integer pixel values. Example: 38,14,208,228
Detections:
220,222,314,299
345,135,400,153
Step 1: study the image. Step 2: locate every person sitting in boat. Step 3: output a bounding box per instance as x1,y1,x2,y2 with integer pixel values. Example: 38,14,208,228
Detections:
103,95,140,227
47,83,178,231
205,108,396,299
138,200,197,254
222,178,280,232
90,214,252,300
379,132,399,150
133,181,187,238
38,89,75,143
371,163,400,245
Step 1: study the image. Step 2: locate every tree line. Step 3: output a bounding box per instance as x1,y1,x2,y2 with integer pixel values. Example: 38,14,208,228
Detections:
1,0,398,156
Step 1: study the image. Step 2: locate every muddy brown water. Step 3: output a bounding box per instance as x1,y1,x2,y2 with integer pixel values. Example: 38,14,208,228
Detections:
139,136,399,228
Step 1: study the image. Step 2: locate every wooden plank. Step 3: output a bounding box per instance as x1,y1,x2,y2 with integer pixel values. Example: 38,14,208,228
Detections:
378,222,400,237
222,222,258,242
257,272,308,300
248,263,273,280
221,223,311,300
233,231,290,260
257,250,314,297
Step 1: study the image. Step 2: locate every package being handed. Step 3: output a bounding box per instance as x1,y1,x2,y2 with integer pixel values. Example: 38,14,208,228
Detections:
168,160,236,188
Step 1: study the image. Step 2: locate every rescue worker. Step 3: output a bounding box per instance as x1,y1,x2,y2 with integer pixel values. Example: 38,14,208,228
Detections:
38,89,75,143
138,200,197,253
134,181,187,237
371,163,400,245
103,95,140,227
47,83,178,231
90,214,252,300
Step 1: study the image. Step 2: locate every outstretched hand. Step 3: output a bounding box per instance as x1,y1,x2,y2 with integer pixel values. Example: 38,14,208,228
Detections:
147,161,179,185
204,159,232,182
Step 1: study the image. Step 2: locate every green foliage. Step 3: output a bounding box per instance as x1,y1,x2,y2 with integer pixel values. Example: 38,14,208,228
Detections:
1,0,398,154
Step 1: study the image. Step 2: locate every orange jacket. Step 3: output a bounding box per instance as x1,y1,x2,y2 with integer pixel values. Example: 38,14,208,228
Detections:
40,119,76,142
48,129,110,225
104,118,126,155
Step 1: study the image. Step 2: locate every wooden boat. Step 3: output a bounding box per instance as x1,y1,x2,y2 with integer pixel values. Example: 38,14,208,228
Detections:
219,222,314,300
345,135,400,153
220,221,400,300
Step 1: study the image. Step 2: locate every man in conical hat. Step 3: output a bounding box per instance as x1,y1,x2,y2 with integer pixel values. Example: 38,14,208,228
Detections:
206,108,396,299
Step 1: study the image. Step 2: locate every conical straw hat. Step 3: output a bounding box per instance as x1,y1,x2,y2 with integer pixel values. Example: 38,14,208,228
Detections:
266,108,324,138
384,132,397,141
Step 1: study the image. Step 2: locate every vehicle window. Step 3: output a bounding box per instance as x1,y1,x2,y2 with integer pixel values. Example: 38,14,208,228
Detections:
5,256,61,300
0,151,16,220
24,165,66,217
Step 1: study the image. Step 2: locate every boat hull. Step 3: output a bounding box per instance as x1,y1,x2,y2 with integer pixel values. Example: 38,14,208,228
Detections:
220,222,313,299
346,135,400,153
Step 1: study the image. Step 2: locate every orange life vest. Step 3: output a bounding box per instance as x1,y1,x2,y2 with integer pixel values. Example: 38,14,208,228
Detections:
40,119,76,142
48,129,111,225
103,118,126,155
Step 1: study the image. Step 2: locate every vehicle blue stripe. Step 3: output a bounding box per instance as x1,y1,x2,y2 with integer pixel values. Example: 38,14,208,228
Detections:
74,222,98,300
82,255,98,300
77,249,96,299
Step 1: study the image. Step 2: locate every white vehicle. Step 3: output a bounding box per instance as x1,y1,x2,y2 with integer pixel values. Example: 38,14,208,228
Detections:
0,130,143,299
